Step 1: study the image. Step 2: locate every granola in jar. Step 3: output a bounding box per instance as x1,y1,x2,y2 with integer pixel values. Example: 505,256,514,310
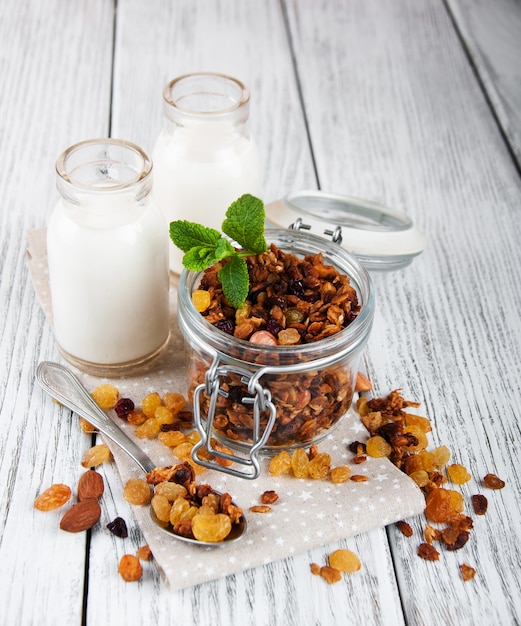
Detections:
177,229,374,453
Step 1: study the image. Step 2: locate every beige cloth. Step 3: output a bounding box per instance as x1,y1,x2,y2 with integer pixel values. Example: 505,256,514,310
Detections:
26,228,425,591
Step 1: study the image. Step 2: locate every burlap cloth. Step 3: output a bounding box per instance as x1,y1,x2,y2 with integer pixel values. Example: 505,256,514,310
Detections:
26,227,425,590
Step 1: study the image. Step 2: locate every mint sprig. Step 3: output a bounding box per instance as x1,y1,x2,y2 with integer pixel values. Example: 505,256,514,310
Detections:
169,194,268,309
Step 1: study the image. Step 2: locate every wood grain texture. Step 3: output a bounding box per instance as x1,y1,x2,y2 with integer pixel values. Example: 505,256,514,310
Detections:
0,0,114,624
1,0,521,624
447,0,521,169
284,0,521,623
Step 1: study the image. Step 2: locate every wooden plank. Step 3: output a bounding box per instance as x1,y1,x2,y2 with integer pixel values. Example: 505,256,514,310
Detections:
0,0,114,624
284,0,521,623
84,1,406,624
447,0,521,169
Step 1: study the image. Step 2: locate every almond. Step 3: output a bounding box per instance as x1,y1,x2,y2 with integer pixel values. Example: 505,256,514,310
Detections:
77,470,104,501
60,499,101,532
354,371,372,392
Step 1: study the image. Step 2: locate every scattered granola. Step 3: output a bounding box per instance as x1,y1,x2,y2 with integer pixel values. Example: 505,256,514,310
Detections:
460,563,477,582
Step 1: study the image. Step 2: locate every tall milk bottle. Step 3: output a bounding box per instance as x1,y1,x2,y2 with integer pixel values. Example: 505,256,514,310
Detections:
47,139,170,376
152,72,262,274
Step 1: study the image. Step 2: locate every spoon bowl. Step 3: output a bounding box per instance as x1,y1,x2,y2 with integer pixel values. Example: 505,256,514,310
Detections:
35,361,246,546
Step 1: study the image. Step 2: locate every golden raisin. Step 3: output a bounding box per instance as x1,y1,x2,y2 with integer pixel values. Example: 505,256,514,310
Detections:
34,484,72,511
79,417,97,434
118,554,142,582
151,494,172,523
425,488,457,523
126,410,147,425
173,442,194,460
158,430,186,448
328,549,361,572
430,445,451,469
91,384,119,409
366,435,392,458
269,450,292,476
163,392,186,413
308,453,331,479
81,444,111,468
447,463,471,484
409,470,430,488
141,392,162,418
154,406,174,425
192,514,232,542
192,289,211,312
154,481,187,501
135,418,161,439
330,466,351,484
291,448,310,478
123,478,151,505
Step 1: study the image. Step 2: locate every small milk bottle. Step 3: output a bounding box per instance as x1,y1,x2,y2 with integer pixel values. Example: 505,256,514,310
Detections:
152,72,262,274
47,139,170,376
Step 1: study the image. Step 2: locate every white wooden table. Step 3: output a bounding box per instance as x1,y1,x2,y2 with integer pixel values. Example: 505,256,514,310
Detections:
1,1,520,624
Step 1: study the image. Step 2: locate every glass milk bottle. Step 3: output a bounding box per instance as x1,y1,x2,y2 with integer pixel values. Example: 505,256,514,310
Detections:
152,72,262,274
47,139,170,376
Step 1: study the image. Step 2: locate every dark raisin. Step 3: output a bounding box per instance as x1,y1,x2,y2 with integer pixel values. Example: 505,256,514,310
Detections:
114,398,135,419
214,319,234,335
287,278,305,297
266,319,283,336
471,494,488,515
106,516,128,538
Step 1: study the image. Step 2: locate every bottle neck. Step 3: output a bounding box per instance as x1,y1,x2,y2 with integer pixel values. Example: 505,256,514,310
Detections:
56,139,153,208
162,72,251,130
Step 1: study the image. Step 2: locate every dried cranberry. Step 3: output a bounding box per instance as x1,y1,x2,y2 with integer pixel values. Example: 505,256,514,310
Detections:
107,516,128,538
266,319,282,336
114,398,135,419
214,319,234,335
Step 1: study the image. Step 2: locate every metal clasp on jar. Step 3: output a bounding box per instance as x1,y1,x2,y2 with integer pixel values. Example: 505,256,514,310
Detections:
191,356,277,479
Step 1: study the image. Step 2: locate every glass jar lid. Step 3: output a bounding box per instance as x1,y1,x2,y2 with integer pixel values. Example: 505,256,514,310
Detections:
265,190,427,271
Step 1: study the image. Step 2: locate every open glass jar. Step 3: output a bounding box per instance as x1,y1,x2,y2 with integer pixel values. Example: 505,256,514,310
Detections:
177,229,374,479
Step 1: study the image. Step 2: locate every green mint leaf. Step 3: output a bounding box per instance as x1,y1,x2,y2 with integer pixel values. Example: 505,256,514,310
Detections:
222,194,268,254
182,246,219,271
169,220,221,253
218,254,249,309
214,237,237,261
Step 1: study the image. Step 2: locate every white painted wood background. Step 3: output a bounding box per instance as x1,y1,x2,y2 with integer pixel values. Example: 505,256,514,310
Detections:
1,0,520,624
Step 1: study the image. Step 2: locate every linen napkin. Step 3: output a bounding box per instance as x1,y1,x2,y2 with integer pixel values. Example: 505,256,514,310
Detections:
26,227,425,590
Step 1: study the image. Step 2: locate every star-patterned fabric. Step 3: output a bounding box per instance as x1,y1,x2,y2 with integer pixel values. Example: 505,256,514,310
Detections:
27,228,426,590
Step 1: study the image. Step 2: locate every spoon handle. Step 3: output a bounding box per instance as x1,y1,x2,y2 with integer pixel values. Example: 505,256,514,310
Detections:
36,361,156,474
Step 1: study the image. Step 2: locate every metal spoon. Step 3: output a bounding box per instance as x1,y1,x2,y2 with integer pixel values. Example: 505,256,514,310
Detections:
35,361,246,545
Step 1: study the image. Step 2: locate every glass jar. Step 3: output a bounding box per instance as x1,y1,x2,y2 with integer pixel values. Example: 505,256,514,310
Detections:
47,139,170,376
177,229,375,479
152,72,262,274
